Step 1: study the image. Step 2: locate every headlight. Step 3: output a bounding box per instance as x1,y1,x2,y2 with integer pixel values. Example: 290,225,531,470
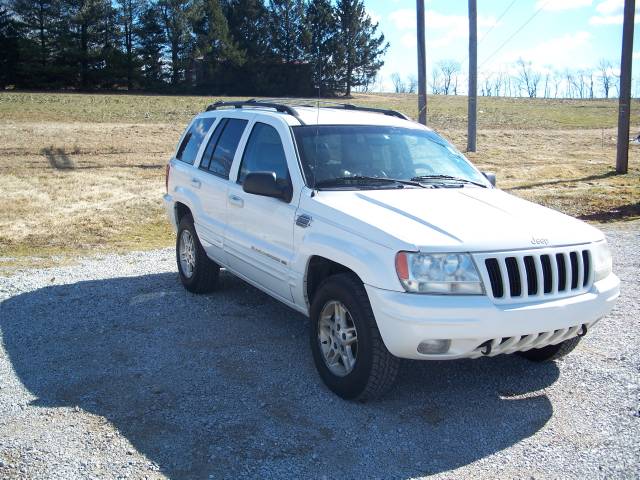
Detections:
592,241,612,282
395,252,484,294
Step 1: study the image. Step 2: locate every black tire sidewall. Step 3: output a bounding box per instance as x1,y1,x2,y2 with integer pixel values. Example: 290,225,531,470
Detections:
176,215,204,289
518,335,581,362
309,277,375,399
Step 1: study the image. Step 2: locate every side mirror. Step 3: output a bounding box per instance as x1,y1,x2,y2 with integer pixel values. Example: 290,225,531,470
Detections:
243,172,292,202
482,171,496,187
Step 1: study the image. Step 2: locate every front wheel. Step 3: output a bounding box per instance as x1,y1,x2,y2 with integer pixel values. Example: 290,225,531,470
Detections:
309,273,399,401
517,335,582,362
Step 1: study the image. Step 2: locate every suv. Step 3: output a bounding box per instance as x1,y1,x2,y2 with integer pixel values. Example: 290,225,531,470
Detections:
163,100,620,400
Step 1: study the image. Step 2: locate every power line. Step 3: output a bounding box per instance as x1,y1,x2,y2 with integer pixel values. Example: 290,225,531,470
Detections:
478,0,518,46
479,0,551,69
459,0,519,71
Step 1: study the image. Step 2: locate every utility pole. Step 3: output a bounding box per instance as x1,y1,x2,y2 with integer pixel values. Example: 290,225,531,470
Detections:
417,0,427,125
616,0,635,174
467,0,477,152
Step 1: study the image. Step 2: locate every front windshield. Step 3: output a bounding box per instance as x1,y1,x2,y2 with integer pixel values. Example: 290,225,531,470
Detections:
292,125,488,189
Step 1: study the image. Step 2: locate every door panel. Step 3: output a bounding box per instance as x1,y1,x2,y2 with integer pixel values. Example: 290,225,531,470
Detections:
192,117,249,265
224,120,297,302
225,185,297,301
192,169,228,263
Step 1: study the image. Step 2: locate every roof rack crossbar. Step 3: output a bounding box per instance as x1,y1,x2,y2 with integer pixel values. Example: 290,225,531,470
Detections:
257,98,411,121
205,99,306,125
337,104,411,121
205,98,412,123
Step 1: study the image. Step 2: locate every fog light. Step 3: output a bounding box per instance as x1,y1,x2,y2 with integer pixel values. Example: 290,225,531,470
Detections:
417,339,451,355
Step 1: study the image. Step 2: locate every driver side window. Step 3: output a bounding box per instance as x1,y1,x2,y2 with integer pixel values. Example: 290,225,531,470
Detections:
237,123,289,185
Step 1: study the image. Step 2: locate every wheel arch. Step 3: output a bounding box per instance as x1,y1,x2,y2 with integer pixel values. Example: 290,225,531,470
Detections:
304,256,364,308
174,201,192,226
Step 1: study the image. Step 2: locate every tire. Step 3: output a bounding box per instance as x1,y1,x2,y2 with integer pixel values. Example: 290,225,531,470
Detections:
517,335,582,362
176,214,220,294
309,273,400,401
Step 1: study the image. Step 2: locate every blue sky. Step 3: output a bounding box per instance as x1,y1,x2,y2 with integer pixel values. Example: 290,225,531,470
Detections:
365,0,638,93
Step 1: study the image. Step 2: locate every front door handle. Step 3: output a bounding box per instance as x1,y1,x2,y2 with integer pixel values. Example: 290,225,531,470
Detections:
191,178,201,189
228,194,244,207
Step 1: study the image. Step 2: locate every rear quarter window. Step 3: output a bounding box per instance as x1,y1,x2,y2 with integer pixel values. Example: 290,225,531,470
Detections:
176,117,215,165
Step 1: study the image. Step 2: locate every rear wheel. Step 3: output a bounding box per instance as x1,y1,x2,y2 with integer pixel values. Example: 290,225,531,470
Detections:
176,214,219,293
309,273,399,401
517,335,582,362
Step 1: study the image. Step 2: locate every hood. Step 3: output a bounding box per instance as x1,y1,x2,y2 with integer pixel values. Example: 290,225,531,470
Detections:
309,187,604,252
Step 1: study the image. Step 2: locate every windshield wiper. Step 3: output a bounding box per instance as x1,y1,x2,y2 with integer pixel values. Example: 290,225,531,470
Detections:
315,175,426,189
410,174,487,188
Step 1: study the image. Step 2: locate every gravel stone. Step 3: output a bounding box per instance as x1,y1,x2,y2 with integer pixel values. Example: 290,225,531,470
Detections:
0,223,638,479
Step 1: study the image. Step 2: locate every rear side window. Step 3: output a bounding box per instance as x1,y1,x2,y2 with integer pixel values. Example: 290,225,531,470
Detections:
200,118,248,179
238,123,289,184
176,117,215,165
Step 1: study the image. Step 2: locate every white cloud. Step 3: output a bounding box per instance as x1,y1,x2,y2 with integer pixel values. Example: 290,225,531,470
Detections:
490,31,593,71
536,0,592,11
589,13,624,23
367,8,381,26
389,8,415,30
388,8,497,48
596,0,624,14
590,0,640,23
400,33,416,48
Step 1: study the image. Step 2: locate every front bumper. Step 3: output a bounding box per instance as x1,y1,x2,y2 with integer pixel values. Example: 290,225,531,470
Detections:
365,273,620,360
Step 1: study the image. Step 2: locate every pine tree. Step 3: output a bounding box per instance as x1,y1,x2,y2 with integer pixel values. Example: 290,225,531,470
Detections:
304,0,339,94
268,0,306,64
158,0,191,86
223,0,270,61
137,3,166,88
116,0,142,89
98,0,125,88
0,5,21,88
335,0,388,97
64,0,110,89
9,0,69,86
190,0,243,87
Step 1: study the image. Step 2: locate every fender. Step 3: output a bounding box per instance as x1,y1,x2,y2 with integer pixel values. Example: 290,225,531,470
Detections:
291,227,404,310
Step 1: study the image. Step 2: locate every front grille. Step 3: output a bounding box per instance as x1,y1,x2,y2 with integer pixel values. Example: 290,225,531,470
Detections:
476,246,593,304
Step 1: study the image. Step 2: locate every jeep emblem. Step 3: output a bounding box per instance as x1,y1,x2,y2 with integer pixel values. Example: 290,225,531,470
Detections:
531,237,549,246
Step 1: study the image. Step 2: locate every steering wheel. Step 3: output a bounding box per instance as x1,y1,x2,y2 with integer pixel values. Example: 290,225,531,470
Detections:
342,168,388,178
412,163,436,175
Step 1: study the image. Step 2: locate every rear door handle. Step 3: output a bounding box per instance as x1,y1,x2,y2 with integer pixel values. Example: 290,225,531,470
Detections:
229,194,244,207
191,178,201,189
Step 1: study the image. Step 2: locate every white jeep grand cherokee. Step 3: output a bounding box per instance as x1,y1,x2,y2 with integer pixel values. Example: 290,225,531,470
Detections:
163,99,620,401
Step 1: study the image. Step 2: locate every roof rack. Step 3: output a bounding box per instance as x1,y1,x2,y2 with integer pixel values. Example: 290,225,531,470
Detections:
259,98,412,121
206,99,307,125
335,103,411,121
204,98,412,124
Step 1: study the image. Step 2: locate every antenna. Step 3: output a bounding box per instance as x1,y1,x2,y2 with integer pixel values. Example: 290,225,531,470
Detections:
312,45,321,193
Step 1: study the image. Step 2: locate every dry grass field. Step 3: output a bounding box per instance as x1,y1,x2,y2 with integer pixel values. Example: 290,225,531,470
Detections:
0,91,638,270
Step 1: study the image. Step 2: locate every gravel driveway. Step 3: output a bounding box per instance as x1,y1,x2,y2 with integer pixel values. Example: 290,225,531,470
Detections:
1,223,638,479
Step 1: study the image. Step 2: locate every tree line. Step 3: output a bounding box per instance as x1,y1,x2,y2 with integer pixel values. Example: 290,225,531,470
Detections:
0,0,388,97
392,58,623,99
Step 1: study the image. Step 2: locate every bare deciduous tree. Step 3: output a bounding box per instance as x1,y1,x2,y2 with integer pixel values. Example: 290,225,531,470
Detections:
565,69,574,98
482,74,493,96
406,75,417,94
598,59,613,98
492,72,505,97
430,68,441,94
436,59,460,95
516,58,541,98
391,72,406,93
